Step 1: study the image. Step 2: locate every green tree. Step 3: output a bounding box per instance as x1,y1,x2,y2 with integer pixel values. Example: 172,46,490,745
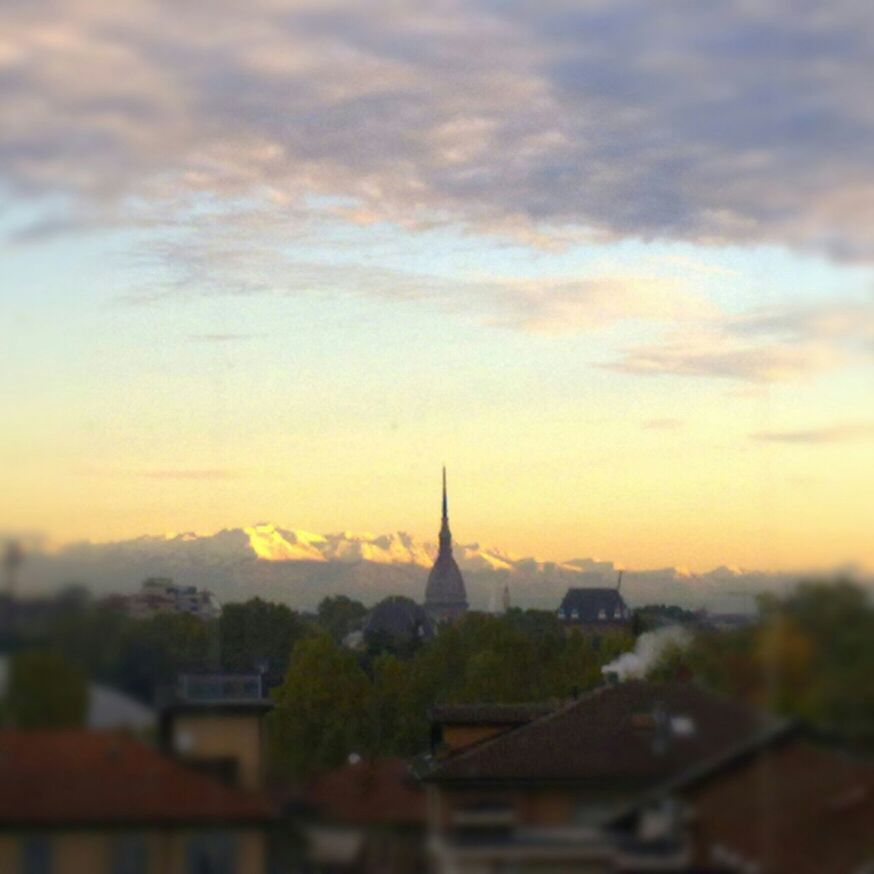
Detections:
316,595,368,643
269,635,371,776
219,598,309,684
5,650,88,728
651,580,874,744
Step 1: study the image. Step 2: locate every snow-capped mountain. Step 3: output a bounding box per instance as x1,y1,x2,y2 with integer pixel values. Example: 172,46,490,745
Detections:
20,523,828,612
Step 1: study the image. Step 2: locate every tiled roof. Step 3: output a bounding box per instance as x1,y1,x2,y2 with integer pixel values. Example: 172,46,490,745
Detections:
0,731,273,825
429,703,556,726
558,588,629,622
423,681,777,787
685,740,874,874
305,757,426,826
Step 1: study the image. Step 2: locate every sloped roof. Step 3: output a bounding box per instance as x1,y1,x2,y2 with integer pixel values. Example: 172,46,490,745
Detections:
559,587,629,622
0,731,273,825
423,681,777,787
364,597,433,641
305,757,426,826
429,703,556,726
684,739,874,874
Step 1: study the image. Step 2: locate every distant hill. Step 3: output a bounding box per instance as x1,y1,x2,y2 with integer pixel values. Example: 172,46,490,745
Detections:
17,523,856,613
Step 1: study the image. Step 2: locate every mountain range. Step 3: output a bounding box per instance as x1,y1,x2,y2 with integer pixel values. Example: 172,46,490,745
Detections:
19,523,858,613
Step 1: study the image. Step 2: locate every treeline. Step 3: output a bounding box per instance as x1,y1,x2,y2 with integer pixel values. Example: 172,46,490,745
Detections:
7,579,873,772
2,593,631,771
270,611,633,775
652,580,874,745
4,594,367,702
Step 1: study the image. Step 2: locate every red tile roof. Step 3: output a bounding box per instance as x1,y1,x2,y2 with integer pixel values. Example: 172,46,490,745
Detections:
424,681,777,786
305,758,426,826
686,740,874,874
0,731,273,825
429,703,556,726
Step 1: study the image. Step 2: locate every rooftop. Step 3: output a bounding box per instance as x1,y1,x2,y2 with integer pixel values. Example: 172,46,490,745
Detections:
558,587,630,623
683,739,874,874
429,703,556,726
305,757,426,826
0,731,273,825
423,681,778,787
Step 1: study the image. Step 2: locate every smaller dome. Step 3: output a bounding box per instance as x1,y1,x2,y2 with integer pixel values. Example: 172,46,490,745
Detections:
364,597,434,644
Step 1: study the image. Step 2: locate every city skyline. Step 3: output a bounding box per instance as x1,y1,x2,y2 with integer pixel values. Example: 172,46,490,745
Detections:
2,2,873,573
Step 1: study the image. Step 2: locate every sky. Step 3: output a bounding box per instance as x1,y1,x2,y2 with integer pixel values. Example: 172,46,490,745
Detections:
1,0,872,572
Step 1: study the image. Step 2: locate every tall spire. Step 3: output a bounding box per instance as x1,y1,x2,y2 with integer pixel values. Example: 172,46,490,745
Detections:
438,466,452,555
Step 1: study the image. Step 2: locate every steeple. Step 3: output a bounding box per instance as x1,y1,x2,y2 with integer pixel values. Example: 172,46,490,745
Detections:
438,466,452,555
424,465,468,623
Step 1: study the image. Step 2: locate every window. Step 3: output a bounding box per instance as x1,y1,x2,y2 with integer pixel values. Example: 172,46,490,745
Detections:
22,837,52,874
187,833,237,874
598,608,607,620
571,609,579,619
111,834,149,874
614,607,622,619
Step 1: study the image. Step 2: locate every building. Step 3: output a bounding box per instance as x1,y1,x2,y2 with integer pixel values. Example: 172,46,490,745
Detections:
301,757,428,873
613,727,874,874
0,730,273,874
428,703,556,757
158,673,273,792
423,468,468,624
123,578,220,621
363,596,434,650
419,681,781,873
557,586,631,631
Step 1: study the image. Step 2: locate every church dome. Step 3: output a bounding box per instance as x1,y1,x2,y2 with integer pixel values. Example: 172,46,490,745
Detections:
425,553,467,606
365,596,434,643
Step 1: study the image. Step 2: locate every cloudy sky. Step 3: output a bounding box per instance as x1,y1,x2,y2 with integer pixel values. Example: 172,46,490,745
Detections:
2,0,872,571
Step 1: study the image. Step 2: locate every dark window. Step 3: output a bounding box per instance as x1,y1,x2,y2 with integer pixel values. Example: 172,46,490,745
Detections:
111,834,149,874
187,833,237,874
22,837,52,874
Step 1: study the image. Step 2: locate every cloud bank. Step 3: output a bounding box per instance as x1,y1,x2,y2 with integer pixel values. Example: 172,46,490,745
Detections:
2,0,874,260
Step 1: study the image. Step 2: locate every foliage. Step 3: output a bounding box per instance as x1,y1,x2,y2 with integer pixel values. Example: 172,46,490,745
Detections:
650,580,874,743
269,635,371,776
4,650,88,728
317,595,368,643
43,606,218,701
219,598,310,686
632,604,698,634
268,609,634,773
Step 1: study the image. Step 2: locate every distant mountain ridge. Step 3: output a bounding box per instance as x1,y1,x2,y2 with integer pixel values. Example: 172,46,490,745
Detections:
21,523,859,613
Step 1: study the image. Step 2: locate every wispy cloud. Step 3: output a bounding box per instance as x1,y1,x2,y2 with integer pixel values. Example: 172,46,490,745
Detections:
606,335,841,383
138,469,239,481
606,296,874,383
2,1,874,260
751,424,874,444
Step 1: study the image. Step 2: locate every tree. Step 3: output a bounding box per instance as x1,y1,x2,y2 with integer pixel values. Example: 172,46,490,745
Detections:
219,598,309,686
316,595,367,643
650,580,874,745
269,635,371,776
4,650,88,728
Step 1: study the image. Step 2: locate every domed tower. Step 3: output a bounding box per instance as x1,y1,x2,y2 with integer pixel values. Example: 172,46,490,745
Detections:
424,468,468,624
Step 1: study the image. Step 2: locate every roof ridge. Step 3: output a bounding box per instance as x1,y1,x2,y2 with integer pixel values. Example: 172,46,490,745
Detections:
424,683,619,778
